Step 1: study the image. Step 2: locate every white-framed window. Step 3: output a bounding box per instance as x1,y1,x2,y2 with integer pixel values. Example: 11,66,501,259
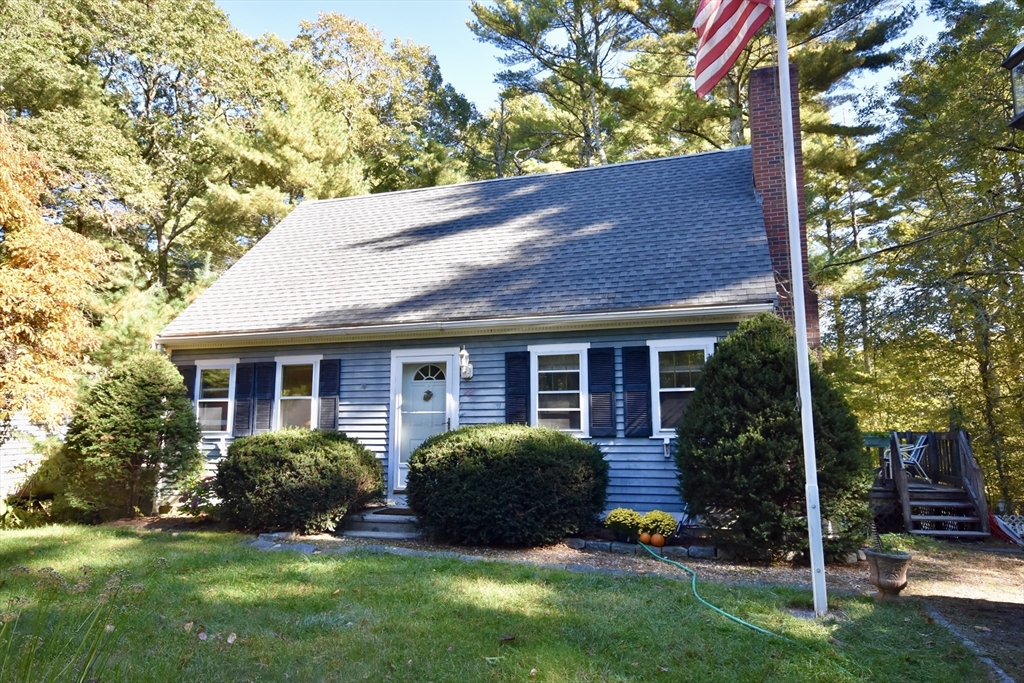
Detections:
528,343,590,436
193,360,237,434
648,338,716,437
275,355,322,430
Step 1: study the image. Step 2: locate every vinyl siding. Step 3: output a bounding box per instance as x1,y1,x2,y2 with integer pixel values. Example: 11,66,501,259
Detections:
171,322,735,512
0,414,61,498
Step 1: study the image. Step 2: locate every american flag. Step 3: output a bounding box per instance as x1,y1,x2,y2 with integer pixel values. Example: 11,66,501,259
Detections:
693,0,773,98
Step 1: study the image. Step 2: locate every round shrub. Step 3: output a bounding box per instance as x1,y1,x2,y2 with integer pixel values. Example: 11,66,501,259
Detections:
641,510,677,537
406,424,609,546
604,508,643,538
216,430,383,534
674,313,870,560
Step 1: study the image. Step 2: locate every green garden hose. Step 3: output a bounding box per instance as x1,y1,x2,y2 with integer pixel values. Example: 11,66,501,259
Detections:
636,541,857,679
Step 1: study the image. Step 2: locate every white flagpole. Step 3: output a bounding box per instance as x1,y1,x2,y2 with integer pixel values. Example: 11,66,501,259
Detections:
773,0,829,617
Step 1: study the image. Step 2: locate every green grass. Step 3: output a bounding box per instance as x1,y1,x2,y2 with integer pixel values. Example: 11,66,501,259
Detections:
0,526,984,682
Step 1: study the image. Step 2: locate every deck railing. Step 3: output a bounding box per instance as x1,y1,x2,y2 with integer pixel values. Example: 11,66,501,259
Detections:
874,429,990,535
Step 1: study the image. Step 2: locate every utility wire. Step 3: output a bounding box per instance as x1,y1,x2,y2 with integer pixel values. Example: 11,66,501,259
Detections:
817,205,1024,272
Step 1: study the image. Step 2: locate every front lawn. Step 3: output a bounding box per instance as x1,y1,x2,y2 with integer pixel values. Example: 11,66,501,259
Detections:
0,526,984,682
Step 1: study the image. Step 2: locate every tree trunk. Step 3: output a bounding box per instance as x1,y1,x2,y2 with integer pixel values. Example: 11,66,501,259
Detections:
974,307,1012,503
588,87,607,165
495,99,506,178
727,79,744,146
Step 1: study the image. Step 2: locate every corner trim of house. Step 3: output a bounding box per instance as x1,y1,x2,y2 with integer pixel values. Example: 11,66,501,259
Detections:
156,302,775,351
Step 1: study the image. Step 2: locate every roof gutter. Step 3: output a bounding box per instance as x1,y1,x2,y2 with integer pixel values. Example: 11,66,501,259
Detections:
156,302,775,351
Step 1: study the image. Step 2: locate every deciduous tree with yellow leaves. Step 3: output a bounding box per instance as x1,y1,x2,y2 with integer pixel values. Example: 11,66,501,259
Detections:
0,117,107,444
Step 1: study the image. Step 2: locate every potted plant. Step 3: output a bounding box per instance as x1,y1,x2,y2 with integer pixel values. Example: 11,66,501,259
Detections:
604,508,643,543
641,510,677,547
863,534,912,601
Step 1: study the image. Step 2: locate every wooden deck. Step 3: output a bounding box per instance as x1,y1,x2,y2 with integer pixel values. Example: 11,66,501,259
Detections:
868,431,990,540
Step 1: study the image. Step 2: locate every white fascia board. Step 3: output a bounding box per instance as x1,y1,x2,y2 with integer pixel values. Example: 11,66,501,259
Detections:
156,302,775,350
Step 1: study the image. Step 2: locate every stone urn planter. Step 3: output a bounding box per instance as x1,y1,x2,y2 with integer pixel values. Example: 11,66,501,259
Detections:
863,548,912,600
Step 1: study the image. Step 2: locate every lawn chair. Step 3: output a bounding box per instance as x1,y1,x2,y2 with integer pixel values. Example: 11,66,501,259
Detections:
883,435,929,479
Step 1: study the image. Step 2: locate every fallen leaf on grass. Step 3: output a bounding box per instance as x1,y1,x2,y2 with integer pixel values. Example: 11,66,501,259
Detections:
184,622,193,632
973,625,991,633
658,666,670,673
332,589,340,595
530,668,537,676
446,646,453,652
198,632,207,641
227,633,237,644
498,634,517,643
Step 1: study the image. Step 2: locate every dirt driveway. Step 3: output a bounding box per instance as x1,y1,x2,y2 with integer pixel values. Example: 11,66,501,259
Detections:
901,547,1023,682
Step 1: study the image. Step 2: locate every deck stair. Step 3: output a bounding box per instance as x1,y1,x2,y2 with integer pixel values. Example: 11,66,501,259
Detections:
340,507,422,540
870,430,990,540
905,481,987,538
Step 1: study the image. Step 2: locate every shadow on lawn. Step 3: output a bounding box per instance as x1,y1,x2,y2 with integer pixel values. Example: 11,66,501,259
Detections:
924,595,1023,681
0,528,991,682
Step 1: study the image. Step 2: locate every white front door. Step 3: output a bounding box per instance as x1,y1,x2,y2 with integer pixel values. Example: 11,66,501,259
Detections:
396,361,449,493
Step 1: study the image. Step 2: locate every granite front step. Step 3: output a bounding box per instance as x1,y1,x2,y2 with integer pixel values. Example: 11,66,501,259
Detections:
339,530,423,540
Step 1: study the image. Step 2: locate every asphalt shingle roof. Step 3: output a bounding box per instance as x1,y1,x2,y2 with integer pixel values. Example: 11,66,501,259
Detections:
159,147,776,339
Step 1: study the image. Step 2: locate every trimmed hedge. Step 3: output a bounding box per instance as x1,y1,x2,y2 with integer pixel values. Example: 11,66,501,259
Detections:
216,430,383,534
406,424,609,546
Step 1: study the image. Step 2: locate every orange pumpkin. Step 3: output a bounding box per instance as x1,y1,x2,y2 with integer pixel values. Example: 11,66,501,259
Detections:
639,532,652,544
650,533,666,548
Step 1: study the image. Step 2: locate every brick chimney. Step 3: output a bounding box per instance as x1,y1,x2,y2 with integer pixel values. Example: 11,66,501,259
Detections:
748,64,820,349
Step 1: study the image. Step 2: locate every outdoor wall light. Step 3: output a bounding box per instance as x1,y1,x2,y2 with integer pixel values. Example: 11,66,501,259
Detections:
1002,40,1024,130
459,346,473,380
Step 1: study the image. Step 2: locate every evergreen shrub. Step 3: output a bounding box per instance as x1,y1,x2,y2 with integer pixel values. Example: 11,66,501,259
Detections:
406,424,609,546
57,352,202,521
674,313,870,560
216,430,383,533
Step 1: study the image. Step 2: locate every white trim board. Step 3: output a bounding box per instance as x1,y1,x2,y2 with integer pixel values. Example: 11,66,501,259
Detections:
158,303,774,350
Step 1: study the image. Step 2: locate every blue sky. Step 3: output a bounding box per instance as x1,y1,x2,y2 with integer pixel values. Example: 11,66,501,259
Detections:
216,0,944,119
216,0,506,111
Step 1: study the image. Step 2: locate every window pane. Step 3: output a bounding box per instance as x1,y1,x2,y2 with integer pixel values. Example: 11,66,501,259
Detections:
197,401,228,431
200,369,230,399
659,350,705,389
660,392,692,430
282,364,313,397
539,393,581,410
538,372,580,392
538,411,581,430
281,398,312,428
538,354,579,371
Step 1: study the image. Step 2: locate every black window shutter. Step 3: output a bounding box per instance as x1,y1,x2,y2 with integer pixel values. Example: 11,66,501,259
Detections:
588,347,615,437
318,359,341,431
622,346,652,437
233,363,255,437
253,361,276,433
505,351,530,424
175,365,197,402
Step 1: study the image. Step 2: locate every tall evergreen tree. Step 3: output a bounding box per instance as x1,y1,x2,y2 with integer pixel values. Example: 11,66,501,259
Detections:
469,0,641,166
